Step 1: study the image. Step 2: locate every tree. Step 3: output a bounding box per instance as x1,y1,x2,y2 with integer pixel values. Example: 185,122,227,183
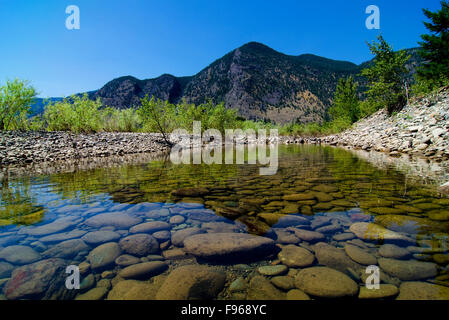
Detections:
328,76,360,123
138,95,176,146
0,79,37,130
417,1,449,86
361,35,411,114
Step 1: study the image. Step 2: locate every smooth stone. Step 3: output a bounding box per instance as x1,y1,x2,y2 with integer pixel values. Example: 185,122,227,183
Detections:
118,261,168,279
349,222,415,245
107,280,159,300
119,234,159,257
146,254,165,261
295,266,359,298
433,253,449,265
278,245,315,268
171,227,206,247
273,215,309,228
21,217,78,236
39,229,87,243
0,262,14,278
0,245,41,265
152,230,171,242
156,265,226,300
85,212,142,229
43,239,90,259
183,233,276,261
397,281,449,300
129,221,170,234
160,248,189,260
169,215,185,224
258,265,288,276
97,279,111,290
274,230,300,244
313,242,362,273
288,228,325,243
171,187,209,197
87,242,122,270
282,193,315,201
4,258,66,300
378,244,411,260
286,289,311,300
81,231,121,245
358,284,399,299
344,244,377,265
333,233,355,241
115,254,140,267
247,276,286,300
229,277,247,292
80,273,95,291
201,222,243,233
374,215,449,234
378,258,438,280
271,276,296,290
75,287,108,300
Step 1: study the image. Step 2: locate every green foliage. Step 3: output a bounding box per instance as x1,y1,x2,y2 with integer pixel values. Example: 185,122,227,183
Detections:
361,35,411,114
44,94,103,132
102,107,142,132
0,79,37,131
138,96,240,139
417,1,449,87
328,76,360,123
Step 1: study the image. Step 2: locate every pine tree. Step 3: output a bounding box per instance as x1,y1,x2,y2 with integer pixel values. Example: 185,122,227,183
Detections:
361,35,410,114
417,1,449,86
329,76,360,123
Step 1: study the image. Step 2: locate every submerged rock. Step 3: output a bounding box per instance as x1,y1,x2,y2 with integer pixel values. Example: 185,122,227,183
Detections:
118,261,168,279
119,234,159,257
107,280,159,300
87,242,121,270
378,258,437,281
4,258,67,300
349,222,415,245
84,212,142,229
183,233,276,261
278,245,315,268
397,281,449,300
0,245,41,265
81,231,121,245
295,266,359,298
156,265,226,300
247,276,286,300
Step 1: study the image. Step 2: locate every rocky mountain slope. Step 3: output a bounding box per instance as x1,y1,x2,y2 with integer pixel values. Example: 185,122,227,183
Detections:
57,42,421,124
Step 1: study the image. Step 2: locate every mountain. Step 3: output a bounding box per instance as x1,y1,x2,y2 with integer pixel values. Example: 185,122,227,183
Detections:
43,42,424,124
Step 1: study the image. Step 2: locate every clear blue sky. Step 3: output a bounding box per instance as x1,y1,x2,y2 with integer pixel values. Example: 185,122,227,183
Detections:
0,0,442,97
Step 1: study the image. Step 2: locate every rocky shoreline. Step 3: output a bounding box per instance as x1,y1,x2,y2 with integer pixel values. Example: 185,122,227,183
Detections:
0,131,170,167
318,88,449,161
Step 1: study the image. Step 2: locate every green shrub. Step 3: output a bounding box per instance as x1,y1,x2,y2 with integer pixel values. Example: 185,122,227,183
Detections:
44,94,103,132
0,79,37,131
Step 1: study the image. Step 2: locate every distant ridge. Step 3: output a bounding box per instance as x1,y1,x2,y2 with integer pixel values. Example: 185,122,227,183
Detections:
37,42,423,124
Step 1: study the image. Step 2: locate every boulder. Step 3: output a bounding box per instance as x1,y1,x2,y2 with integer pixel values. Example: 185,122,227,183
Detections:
183,233,276,261
156,265,226,300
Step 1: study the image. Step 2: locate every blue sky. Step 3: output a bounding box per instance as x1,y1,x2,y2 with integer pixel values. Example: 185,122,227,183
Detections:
0,0,442,97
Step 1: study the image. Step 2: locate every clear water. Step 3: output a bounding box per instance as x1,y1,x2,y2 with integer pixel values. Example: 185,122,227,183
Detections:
1,145,448,300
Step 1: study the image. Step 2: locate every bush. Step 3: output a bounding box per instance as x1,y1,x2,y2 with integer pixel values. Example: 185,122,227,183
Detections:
44,94,103,132
0,79,37,131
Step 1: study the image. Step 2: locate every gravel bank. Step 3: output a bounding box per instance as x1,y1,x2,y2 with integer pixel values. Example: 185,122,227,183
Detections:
0,131,170,166
320,88,449,161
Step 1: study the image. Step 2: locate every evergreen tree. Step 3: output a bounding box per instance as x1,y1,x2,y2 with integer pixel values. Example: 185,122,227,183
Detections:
329,76,360,123
417,1,449,86
361,35,410,114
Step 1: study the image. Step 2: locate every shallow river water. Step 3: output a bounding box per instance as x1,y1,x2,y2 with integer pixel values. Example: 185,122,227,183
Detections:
1,145,449,300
